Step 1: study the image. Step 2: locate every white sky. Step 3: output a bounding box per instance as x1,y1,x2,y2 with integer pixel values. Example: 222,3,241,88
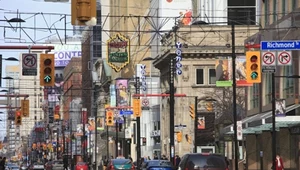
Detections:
0,0,71,139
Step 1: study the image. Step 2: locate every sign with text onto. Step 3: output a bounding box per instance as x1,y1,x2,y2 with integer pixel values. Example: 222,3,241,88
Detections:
261,41,300,50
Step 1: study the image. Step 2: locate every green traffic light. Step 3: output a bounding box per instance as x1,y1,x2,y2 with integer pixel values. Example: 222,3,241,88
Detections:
251,71,258,79
44,75,52,83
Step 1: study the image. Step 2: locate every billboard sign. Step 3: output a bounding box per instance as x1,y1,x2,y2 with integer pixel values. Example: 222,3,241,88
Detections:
106,33,130,72
47,44,81,67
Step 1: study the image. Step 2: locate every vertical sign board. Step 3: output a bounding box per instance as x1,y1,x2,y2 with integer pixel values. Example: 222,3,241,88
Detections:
261,51,276,73
277,51,292,66
237,121,243,140
22,53,37,76
21,100,30,117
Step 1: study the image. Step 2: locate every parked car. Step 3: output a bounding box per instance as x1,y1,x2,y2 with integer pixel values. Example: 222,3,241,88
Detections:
44,161,53,170
29,162,44,170
178,153,229,170
75,162,88,170
20,162,29,170
106,159,135,170
52,160,64,170
141,160,174,170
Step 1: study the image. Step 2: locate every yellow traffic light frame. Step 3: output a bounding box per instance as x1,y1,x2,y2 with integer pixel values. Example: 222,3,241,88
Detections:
21,100,29,117
106,110,114,126
71,0,97,26
15,110,22,126
40,54,55,87
133,98,141,117
176,131,182,142
246,51,261,83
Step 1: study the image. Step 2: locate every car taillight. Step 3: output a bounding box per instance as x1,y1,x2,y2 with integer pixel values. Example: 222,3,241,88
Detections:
131,164,135,170
185,168,189,170
226,168,229,170
110,165,115,170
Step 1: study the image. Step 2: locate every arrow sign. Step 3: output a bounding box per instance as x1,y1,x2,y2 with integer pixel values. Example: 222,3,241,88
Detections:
175,56,182,62
250,72,258,79
44,75,52,83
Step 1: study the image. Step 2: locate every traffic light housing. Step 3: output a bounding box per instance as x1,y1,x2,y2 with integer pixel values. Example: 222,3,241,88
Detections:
40,54,55,87
133,99,141,117
189,104,195,120
106,110,114,126
71,0,97,26
15,110,22,126
21,100,29,117
205,101,213,112
246,51,261,83
176,131,182,142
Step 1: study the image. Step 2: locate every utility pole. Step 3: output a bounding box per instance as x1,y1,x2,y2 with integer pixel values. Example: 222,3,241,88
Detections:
271,73,276,170
231,24,239,170
193,96,198,153
82,108,87,162
135,77,141,168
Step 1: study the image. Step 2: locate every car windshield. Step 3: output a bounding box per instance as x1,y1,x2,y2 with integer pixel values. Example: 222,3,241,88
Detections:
112,159,131,165
188,155,226,168
147,160,172,167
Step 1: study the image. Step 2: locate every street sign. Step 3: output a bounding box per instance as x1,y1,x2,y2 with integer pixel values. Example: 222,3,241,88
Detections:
261,41,300,50
277,51,292,66
261,52,276,66
141,106,150,110
174,124,187,130
22,53,37,76
120,110,133,115
262,66,276,73
237,121,243,140
142,98,149,106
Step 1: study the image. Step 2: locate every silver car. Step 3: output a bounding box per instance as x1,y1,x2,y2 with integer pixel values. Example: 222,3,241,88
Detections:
52,160,64,170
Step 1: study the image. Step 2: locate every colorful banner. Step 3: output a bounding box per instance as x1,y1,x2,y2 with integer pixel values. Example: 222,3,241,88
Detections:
110,85,116,107
275,99,286,117
96,117,105,131
116,79,129,106
233,56,253,86
197,116,205,130
215,58,232,87
82,108,87,124
88,117,95,132
46,44,81,67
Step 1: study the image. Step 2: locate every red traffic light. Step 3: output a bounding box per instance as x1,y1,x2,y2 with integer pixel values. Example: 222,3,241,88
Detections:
107,111,113,116
250,55,258,62
44,58,52,66
16,111,21,116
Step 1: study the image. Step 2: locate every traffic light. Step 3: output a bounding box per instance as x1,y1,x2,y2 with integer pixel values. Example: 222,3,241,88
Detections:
189,104,195,120
176,131,182,142
40,54,55,87
246,51,261,83
21,100,29,117
106,110,114,126
15,110,22,126
71,0,97,26
133,99,141,117
205,101,213,112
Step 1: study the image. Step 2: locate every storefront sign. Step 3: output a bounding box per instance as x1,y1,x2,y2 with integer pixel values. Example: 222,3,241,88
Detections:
106,33,130,72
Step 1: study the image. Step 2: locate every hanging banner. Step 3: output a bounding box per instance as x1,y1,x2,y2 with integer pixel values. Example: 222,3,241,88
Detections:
116,79,129,107
88,117,95,132
110,84,117,107
275,99,286,117
96,117,105,131
197,116,205,130
215,57,232,87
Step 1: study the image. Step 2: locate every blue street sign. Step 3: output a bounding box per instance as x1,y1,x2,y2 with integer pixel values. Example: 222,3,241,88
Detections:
120,110,133,115
261,41,300,50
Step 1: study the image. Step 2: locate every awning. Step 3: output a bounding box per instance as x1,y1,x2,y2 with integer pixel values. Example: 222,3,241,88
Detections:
222,104,300,135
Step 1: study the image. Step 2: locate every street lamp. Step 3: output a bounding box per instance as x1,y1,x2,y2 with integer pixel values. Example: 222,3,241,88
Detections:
0,18,25,23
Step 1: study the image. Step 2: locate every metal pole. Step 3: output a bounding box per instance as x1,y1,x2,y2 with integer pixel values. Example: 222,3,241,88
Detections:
194,96,198,153
116,85,119,158
106,125,109,159
95,116,98,170
62,123,65,155
56,124,59,160
272,72,276,170
231,24,239,170
136,77,141,168
169,36,175,164
82,108,87,162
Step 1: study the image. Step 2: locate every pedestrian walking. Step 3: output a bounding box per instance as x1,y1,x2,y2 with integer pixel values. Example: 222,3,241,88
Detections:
275,154,284,170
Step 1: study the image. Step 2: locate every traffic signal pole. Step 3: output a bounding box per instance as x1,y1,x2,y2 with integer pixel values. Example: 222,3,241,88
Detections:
231,24,239,170
135,77,141,168
271,73,276,170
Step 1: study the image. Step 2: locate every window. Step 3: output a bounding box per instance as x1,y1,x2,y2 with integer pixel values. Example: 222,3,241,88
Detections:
264,74,272,104
282,65,294,98
209,69,216,84
196,69,204,85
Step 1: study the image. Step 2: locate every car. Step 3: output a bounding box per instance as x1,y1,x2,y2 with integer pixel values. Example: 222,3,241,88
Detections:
178,153,229,170
141,160,174,170
75,162,88,170
20,162,29,170
5,163,19,170
106,159,134,170
29,162,44,170
52,160,64,170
